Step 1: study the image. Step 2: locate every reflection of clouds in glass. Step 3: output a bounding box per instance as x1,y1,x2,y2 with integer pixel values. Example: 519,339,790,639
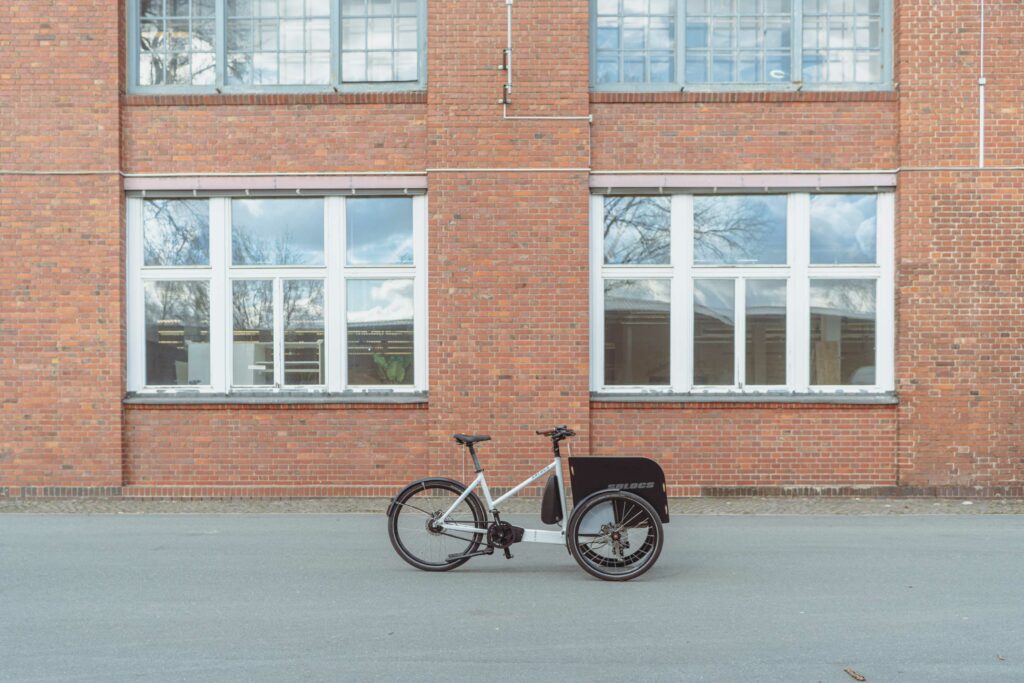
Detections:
603,196,671,265
347,198,414,265
603,279,670,311
810,194,876,264
694,195,787,265
694,279,734,324
232,198,325,265
746,279,786,312
810,279,875,318
348,279,414,324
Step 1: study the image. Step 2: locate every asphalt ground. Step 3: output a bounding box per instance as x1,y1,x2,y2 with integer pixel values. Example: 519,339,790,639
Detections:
2,510,1022,681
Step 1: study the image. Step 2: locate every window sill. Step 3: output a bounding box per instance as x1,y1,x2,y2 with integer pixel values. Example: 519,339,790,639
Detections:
590,90,898,105
124,392,428,408
590,392,897,409
122,91,427,107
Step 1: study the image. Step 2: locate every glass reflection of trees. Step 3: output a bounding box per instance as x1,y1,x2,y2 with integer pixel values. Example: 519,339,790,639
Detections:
232,280,275,386
139,0,217,86
231,199,325,266
283,280,326,386
143,199,209,266
694,195,787,265
603,196,671,265
144,281,210,385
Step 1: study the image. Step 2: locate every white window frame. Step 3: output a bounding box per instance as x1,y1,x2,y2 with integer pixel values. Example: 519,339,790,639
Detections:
127,194,427,395
590,191,894,395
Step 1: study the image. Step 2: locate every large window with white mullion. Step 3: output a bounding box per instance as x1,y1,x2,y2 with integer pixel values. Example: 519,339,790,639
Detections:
590,191,893,395
127,193,425,394
130,0,426,92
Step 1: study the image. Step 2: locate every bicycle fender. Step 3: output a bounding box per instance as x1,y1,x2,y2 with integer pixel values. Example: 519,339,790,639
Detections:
385,477,471,517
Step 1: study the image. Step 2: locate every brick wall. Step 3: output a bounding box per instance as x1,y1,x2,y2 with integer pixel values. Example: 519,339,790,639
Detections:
1,0,1021,496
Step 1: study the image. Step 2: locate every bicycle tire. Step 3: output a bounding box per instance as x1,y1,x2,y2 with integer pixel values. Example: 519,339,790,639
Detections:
566,489,664,581
388,479,487,571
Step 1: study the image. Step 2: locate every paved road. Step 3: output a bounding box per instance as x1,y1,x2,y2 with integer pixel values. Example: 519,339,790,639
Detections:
2,514,1022,681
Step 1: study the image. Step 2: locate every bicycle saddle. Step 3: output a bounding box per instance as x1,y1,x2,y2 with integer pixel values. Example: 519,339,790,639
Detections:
452,434,491,445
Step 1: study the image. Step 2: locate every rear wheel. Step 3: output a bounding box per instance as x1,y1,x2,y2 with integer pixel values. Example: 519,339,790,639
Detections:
388,479,487,571
567,490,663,581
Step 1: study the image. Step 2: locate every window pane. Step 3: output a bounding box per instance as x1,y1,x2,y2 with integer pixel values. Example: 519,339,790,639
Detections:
225,0,331,85
347,279,415,385
745,279,786,385
232,198,324,266
693,195,787,265
346,197,414,265
594,2,676,85
144,281,210,386
810,279,876,385
340,0,419,83
801,1,883,83
143,199,210,266
603,196,670,265
232,280,275,386
137,0,216,87
284,279,325,386
810,194,877,264
694,279,735,385
604,279,670,385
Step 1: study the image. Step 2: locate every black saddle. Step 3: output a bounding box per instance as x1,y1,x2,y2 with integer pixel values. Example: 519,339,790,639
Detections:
452,434,491,445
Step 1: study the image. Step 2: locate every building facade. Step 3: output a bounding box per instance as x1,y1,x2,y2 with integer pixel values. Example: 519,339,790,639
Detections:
1,0,1021,498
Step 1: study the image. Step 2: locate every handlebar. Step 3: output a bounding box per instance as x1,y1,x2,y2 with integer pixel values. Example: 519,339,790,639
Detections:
536,425,576,439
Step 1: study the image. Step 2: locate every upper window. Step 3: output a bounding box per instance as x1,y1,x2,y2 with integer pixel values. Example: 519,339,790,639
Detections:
592,0,890,90
591,191,894,394
131,0,425,91
127,194,425,394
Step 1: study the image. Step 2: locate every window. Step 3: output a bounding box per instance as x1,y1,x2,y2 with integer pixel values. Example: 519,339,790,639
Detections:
130,0,426,91
127,194,426,394
592,0,890,89
590,191,894,394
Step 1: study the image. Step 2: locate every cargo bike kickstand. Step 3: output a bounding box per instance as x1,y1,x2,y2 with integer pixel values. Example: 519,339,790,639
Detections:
387,426,669,581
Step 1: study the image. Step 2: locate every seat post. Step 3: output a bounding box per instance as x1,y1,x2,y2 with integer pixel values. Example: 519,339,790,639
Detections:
467,444,482,473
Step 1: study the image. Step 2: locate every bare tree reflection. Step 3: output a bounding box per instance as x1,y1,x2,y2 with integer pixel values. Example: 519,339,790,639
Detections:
232,280,273,331
232,227,308,266
139,0,216,85
604,196,670,264
693,196,784,264
144,199,209,266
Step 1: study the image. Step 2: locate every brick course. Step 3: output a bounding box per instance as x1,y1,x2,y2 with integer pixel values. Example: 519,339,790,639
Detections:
1,1,1021,496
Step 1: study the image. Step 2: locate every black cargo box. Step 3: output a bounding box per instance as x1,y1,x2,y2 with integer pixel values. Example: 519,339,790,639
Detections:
568,456,670,523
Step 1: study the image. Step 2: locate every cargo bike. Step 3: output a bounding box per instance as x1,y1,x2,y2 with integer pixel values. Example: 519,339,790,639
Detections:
386,426,669,581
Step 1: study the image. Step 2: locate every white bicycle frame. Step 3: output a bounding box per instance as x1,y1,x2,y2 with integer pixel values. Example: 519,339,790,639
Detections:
437,445,571,545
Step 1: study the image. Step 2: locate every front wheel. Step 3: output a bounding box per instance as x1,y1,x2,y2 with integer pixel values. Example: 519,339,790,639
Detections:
388,479,487,571
567,490,664,581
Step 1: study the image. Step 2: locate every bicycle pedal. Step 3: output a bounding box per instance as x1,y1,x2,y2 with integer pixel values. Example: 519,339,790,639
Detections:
503,548,513,560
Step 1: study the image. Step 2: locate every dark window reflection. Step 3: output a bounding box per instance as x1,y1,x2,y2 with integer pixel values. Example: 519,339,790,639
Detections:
745,279,787,385
144,280,210,386
810,279,876,385
346,198,414,265
347,279,415,385
694,195,787,265
143,199,210,267
284,279,325,386
603,196,670,265
694,279,735,385
232,198,325,266
604,279,670,385
232,279,275,386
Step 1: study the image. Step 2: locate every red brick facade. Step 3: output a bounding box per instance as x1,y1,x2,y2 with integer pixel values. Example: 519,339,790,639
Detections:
1,1,1022,497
